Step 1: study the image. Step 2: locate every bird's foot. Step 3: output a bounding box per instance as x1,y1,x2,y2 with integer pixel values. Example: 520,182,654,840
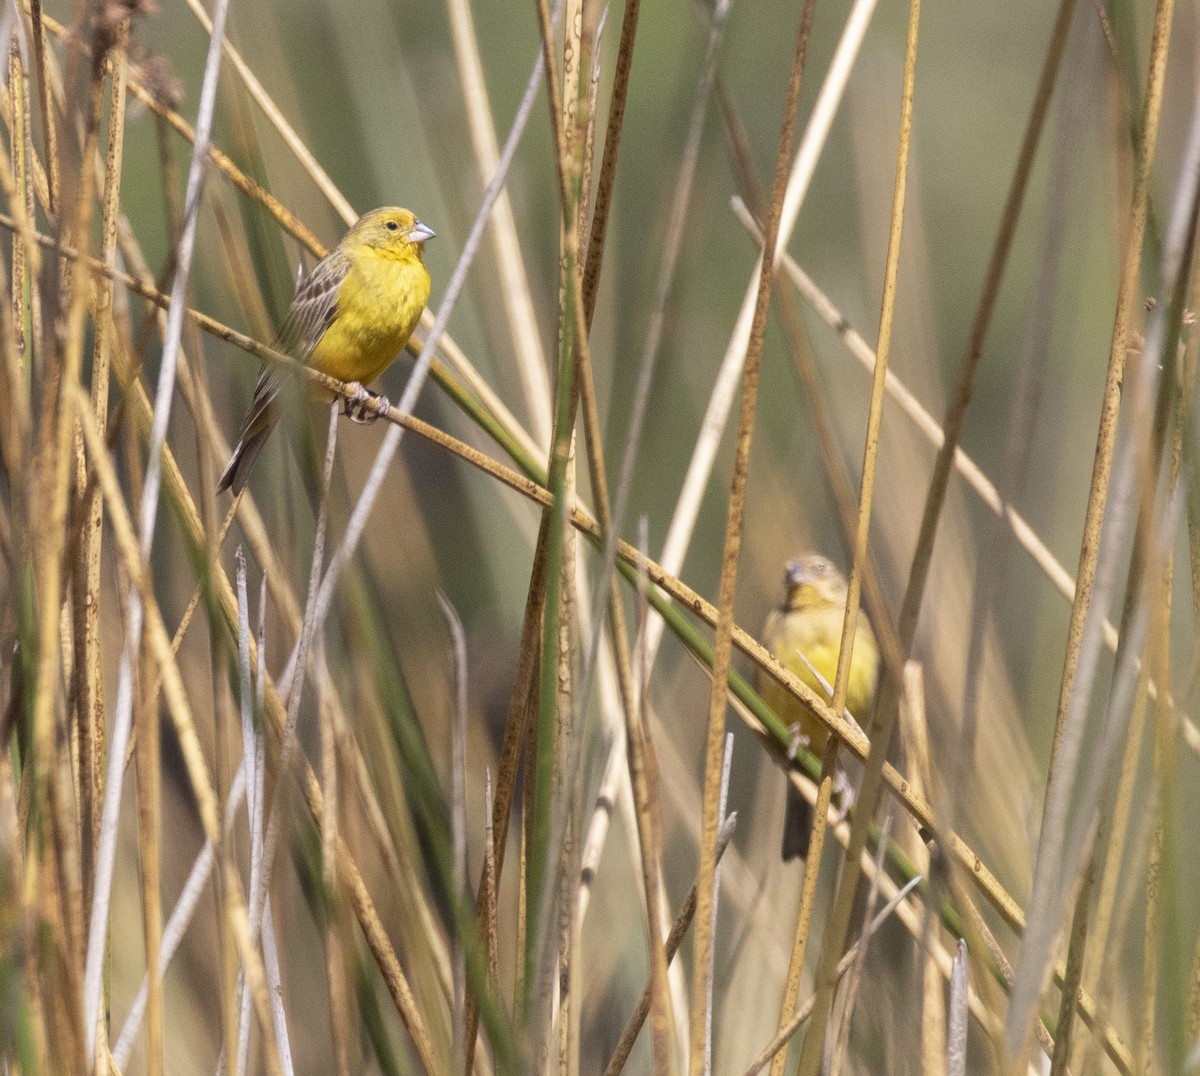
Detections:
831,769,856,824
786,724,811,763
343,383,389,424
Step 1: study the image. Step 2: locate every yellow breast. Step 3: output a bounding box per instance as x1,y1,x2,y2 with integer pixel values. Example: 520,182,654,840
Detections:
309,247,431,385
760,602,879,750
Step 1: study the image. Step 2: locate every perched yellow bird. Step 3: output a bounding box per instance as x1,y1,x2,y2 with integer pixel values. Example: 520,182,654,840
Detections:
218,206,435,495
760,553,879,860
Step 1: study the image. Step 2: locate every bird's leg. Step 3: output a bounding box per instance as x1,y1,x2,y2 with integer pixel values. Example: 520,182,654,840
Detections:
831,769,856,824
786,724,811,762
342,382,390,424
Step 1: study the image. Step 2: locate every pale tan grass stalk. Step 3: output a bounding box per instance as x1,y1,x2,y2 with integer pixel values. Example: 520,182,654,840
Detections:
319,645,353,1076
73,387,284,1074
794,0,920,1061
31,59,106,1066
1043,0,1171,773
445,0,552,447
553,9,687,1057
690,3,814,1067
579,0,639,327
132,525,165,1076
601,815,737,1076
643,0,878,676
829,816,894,1076
73,19,127,909
743,873,926,1076
26,0,57,212
181,0,355,224
1137,526,1178,1074
102,337,446,1069
4,36,41,327
520,0,591,1051
570,1,734,1053
1073,778,1157,1074
0,46,31,501
630,519,677,1076
318,431,350,1076
1009,0,1174,1059
899,665,947,1076
1068,664,1151,1073
437,591,470,1075
768,743,831,1076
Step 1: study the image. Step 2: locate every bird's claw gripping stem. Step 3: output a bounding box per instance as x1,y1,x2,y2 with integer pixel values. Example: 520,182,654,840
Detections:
343,382,389,423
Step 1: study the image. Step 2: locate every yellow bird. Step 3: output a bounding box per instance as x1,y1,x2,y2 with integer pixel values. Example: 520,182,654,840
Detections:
760,553,879,860
218,206,435,495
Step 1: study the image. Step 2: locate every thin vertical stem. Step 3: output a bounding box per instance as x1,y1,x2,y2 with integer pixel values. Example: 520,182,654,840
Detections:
688,5,815,1069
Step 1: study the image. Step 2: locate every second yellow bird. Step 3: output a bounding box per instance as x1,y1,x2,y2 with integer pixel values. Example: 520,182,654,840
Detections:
760,553,879,860
218,206,435,495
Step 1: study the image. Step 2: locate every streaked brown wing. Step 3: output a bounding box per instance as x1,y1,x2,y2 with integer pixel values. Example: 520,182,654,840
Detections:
217,244,350,494
273,245,350,362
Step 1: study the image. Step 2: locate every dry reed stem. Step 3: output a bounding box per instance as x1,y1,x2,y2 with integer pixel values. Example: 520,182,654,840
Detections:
579,0,639,327
73,18,127,906
690,4,813,1068
743,873,926,1076
181,0,355,224
602,816,737,1076
84,323,444,1070
572,2,735,1055
829,816,894,1076
644,0,878,675
27,0,57,212
1045,0,1170,772
73,388,284,1074
894,0,1078,656
768,741,833,1076
520,0,593,1051
438,591,470,1075
3,37,42,310
445,0,552,446
630,521,677,1076
1010,0,1174,1060
31,52,106,1068
794,0,921,1062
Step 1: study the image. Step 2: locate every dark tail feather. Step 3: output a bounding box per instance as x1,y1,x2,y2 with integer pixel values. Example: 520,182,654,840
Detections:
217,368,280,495
217,426,270,495
781,784,814,861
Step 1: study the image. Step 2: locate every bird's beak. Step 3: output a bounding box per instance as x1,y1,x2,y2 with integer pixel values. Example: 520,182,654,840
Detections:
410,221,436,246
785,560,812,588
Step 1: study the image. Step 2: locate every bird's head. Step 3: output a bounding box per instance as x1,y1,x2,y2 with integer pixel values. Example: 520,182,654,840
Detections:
351,207,436,259
781,553,848,612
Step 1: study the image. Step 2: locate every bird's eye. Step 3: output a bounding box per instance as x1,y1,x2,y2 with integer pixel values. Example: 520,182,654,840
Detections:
386,220,400,231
